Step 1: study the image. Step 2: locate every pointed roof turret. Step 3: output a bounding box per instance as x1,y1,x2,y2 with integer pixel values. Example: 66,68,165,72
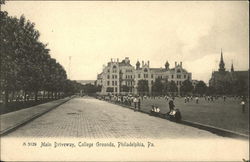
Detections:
136,60,140,70
219,49,225,72
165,61,170,70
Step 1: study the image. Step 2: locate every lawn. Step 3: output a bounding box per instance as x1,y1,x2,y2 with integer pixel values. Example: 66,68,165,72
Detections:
139,97,249,135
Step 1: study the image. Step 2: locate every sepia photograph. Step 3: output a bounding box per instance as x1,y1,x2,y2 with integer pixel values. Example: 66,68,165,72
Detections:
0,0,249,161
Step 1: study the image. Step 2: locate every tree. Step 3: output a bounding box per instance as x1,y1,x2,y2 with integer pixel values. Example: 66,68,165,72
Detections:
168,81,178,93
0,12,78,106
106,87,114,93
121,85,129,92
0,0,5,11
232,77,248,96
180,79,193,95
83,83,98,95
194,81,207,96
216,80,233,95
137,80,149,95
206,86,215,95
152,78,164,96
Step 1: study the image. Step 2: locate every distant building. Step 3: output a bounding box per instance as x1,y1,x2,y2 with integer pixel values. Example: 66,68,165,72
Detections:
97,57,192,95
209,50,248,94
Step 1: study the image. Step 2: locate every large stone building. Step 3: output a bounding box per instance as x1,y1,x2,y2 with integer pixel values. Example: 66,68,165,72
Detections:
97,57,192,95
209,50,248,94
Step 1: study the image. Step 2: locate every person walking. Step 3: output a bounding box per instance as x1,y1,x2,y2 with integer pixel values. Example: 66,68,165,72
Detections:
133,96,138,111
138,97,141,111
195,96,199,104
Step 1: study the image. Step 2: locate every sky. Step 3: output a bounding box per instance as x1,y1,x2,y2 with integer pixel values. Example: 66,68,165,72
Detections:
2,1,249,83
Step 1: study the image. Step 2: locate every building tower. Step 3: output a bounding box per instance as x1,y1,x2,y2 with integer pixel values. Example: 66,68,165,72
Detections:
231,62,234,72
136,60,140,70
165,61,170,70
219,49,225,72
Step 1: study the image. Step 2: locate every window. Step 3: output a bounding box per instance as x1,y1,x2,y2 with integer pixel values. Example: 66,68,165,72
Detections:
177,75,181,79
112,81,114,86
115,81,117,85
144,68,148,72
144,74,148,78
184,75,186,78
115,87,117,92
177,69,181,73
107,75,110,79
107,81,110,86
151,74,153,78
107,69,110,72
172,75,174,79
138,74,141,78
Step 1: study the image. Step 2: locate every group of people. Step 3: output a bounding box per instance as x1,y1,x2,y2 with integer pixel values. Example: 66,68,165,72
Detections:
97,93,247,114
97,94,142,111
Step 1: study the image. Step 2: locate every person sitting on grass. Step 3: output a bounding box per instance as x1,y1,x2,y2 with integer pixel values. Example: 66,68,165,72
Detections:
240,99,246,113
151,105,161,115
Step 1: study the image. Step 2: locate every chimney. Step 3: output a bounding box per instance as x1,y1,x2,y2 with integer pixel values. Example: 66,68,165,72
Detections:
148,61,150,67
175,61,177,67
180,61,182,67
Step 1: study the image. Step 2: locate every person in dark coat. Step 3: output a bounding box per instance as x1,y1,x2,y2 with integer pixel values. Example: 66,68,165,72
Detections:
168,98,175,112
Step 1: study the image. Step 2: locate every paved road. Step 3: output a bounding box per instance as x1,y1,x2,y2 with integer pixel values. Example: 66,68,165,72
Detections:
5,97,224,138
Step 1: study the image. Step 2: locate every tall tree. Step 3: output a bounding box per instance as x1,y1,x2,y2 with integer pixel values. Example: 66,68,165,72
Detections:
152,78,164,95
180,79,194,95
194,80,207,96
168,81,178,93
137,80,149,95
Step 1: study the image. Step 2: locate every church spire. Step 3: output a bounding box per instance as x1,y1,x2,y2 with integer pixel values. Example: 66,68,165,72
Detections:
231,61,234,72
219,49,225,72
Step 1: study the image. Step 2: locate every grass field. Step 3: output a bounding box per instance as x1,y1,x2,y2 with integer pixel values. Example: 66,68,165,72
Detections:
139,97,249,135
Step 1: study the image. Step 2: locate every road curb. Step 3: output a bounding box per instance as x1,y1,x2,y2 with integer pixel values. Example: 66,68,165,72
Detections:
0,96,73,137
103,100,249,139
180,120,249,140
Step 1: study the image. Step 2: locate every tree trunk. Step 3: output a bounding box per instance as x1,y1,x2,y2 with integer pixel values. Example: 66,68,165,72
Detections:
55,92,58,99
4,89,9,106
47,91,50,99
35,90,38,102
42,90,45,100
11,91,15,102
24,91,27,102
